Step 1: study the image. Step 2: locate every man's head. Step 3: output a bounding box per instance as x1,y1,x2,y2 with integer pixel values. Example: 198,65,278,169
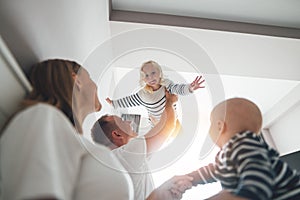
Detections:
209,98,262,147
91,115,137,149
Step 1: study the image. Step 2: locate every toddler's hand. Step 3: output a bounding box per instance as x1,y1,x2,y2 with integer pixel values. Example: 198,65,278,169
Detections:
189,75,205,92
105,97,112,105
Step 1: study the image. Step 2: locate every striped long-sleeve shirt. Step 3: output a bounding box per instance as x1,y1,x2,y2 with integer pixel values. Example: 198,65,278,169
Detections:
188,131,300,200
111,79,191,125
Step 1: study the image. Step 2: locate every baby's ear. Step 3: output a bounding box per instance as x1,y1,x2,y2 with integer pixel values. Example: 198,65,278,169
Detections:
217,120,226,134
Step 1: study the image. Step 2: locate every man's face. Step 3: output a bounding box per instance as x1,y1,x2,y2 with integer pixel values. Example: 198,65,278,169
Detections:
113,116,137,138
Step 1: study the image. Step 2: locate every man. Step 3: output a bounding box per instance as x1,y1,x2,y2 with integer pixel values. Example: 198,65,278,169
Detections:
91,90,189,199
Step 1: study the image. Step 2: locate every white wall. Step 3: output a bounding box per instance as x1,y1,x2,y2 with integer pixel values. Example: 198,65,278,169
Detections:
269,103,300,155
0,0,111,70
263,83,300,155
0,37,31,128
0,0,112,131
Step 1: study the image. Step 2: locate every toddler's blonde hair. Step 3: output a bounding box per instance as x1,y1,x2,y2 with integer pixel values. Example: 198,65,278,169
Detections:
139,60,166,93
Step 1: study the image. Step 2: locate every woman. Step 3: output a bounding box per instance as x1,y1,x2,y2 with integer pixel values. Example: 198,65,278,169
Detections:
0,59,134,200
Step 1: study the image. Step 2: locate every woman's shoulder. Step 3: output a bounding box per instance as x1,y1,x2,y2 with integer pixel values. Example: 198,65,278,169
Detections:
14,103,62,117
3,103,73,136
24,103,63,115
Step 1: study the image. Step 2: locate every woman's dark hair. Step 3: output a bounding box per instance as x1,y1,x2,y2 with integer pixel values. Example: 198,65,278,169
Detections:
1,59,81,135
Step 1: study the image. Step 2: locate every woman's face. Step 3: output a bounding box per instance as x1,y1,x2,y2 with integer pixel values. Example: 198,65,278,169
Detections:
142,63,161,89
74,68,102,112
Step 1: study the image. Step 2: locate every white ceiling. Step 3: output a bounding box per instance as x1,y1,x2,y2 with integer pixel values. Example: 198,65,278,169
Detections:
110,0,300,39
108,0,300,127
112,0,300,28
0,0,299,127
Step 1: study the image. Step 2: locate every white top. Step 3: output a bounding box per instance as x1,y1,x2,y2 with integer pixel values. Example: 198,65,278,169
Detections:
113,137,154,200
0,103,134,200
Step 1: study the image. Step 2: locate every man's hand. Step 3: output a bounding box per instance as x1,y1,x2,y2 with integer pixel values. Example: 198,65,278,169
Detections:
165,88,178,106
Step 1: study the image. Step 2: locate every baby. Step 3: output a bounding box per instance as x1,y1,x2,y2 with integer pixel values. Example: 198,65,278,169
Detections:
185,97,300,200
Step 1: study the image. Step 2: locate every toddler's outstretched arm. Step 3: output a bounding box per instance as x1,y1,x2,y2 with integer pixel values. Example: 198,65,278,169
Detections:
189,75,205,92
105,97,113,105
105,93,143,109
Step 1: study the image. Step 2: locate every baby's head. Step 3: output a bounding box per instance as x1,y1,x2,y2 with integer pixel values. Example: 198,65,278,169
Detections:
209,98,262,147
139,60,165,93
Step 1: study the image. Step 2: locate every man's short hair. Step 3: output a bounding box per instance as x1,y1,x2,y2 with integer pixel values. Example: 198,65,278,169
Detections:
91,115,117,147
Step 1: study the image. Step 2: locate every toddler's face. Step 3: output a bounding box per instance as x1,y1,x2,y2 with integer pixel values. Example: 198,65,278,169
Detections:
142,63,161,88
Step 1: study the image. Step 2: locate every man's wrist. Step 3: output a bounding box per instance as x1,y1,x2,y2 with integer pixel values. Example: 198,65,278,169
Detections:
165,101,175,108
146,189,159,200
